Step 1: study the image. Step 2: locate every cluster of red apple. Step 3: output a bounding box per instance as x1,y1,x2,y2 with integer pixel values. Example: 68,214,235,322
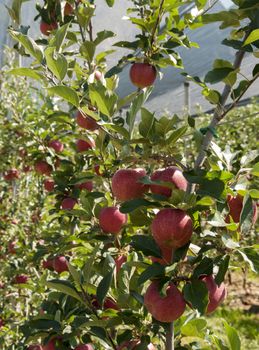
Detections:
28,339,93,350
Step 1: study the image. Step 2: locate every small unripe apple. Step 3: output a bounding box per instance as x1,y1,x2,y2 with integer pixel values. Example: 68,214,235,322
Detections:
150,166,187,197
4,168,20,181
151,208,193,249
75,181,93,191
14,274,29,284
144,281,186,322
99,206,127,234
226,194,257,224
34,161,52,176
129,63,157,89
53,256,69,273
61,197,77,210
76,139,95,152
44,178,55,192
28,345,43,350
40,21,58,36
151,245,174,265
112,168,148,201
200,275,226,314
74,345,94,350
76,111,99,131
48,140,64,153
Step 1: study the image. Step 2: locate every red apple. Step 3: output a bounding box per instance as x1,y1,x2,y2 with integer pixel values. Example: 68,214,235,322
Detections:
150,166,187,197
19,148,27,158
53,256,69,273
64,2,73,16
76,139,95,152
48,140,64,153
14,274,29,284
76,111,98,131
44,178,55,192
226,194,257,224
144,281,186,322
23,165,31,173
8,241,17,254
129,63,157,89
75,345,94,350
75,181,93,191
42,337,62,350
61,197,77,210
34,161,52,176
28,345,43,350
111,168,148,201
151,208,193,249
200,275,226,314
151,245,174,265
40,21,58,36
0,318,4,328
92,295,118,310
4,168,20,181
42,258,54,270
94,164,102,176
99,206,127,234
115,255,127,275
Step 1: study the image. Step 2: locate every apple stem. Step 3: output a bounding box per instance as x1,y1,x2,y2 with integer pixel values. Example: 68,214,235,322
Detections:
165,322,174,350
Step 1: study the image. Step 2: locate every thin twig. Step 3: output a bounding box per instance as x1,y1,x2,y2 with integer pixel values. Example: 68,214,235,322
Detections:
165,322,174,350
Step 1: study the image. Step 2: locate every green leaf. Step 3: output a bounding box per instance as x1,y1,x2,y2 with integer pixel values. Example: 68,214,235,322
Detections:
89,84,117,117
7,67,43,80
165,126,188,145
223,321,241,350
46,279,82,302
120,198,158,213
28,318,61,332
105,0,115,7
80,41,96,63
249,189,259,199
45,47,67,81
8,30,43,63
183,280,209,314
131,236,162,258
215,255,230,285
47,86,79,107
240,194,254,233
244,29,259,46
138,263,165,285
202,88,221,104
204,68,234,84
94,30,115,45
198,178,225,199
251,162,259,176
139,108,155,138
96,269,114,306
193,257,214,278
49,23,70,52
181,318,207,337
237,246,259,273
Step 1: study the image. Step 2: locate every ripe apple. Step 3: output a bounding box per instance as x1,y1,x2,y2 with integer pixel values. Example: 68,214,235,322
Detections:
0,318,4,328
4,168,20,181
19,148,27,158
34,161,52,176
75,181,93,191
99,206,127,234
200,275,226,314
53,256,69,273
129,63,157,89
75,345,94,350
28,345,43,350
76,111,99,131
61,197,77,210
42,258,54,270
42,337,62,350
151,245,174,265
151,208,193,249
150,166,187,197
14,274,29,284
44,178,55,192
40,21,58,36
76,139,95,152
144,281,186,322
94,164,102,176
48,140,64,153
226,193,257,224
23,165,31,173
91,295,118,310
111,168,149,201
8,241,17,254
64,2,73,16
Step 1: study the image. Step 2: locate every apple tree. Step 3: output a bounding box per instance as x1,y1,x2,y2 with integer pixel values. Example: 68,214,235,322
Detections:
0,0,258,349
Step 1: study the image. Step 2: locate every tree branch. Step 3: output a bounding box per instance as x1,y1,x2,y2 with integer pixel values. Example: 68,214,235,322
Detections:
165,322,174,350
